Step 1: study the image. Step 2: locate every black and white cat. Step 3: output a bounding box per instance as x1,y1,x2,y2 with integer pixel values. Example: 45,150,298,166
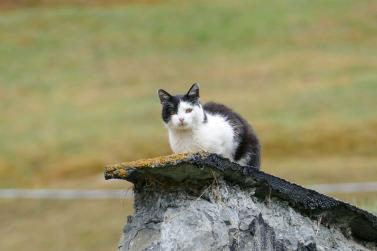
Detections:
158,83,261,169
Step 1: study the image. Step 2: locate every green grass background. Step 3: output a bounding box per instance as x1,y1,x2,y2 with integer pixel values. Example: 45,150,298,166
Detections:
0,0,376,250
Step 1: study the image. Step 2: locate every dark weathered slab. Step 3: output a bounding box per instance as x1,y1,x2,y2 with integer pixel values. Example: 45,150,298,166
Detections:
105,152,377,244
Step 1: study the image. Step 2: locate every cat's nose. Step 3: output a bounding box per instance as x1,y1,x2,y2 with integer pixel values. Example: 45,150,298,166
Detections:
179,118,184,123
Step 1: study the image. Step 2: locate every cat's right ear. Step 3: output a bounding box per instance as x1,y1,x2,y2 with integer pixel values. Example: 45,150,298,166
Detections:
157,89,172,104
186,83,200,98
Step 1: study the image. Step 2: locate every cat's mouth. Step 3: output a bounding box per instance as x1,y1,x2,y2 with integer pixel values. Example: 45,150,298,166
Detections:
176,122,189,129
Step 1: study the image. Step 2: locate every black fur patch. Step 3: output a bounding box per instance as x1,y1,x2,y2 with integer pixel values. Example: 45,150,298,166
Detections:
159,95,200,123
203,112,208,123
161,96,180,123
204,102,261,169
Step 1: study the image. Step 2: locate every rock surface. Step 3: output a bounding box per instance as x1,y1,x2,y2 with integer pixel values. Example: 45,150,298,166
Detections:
105,152,377,251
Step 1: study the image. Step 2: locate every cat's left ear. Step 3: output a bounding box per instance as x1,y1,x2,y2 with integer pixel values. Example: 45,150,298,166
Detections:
158,89,172,104
186,83,200,99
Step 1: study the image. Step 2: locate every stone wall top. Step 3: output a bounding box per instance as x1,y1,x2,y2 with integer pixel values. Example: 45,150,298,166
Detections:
104,152,377,242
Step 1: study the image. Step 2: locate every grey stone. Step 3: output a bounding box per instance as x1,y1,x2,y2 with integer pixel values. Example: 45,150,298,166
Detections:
118,179,375,251
104,153,377,250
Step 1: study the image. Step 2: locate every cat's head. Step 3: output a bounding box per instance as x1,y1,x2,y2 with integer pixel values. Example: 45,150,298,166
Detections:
157,83,205,130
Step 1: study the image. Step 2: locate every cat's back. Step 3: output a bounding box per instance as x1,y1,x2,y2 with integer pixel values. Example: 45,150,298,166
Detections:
203,102,244,124
203,101,261,169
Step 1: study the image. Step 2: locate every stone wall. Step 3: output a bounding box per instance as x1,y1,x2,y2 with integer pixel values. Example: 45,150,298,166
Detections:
105,152,377,251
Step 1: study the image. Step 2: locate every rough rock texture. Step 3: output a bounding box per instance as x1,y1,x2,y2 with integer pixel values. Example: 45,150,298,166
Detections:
105,152,377,251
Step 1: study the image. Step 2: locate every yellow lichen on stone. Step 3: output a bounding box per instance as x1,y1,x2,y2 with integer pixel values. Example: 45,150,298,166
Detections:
117,168,127,177
105,166,117,172
125,152,193,168
123,151,210,169
105,151,210,179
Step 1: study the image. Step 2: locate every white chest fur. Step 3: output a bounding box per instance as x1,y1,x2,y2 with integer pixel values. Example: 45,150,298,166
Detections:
168,113,236,161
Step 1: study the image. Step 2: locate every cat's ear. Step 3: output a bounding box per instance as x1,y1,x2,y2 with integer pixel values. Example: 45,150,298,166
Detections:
186,83,200,99
158,89,172,104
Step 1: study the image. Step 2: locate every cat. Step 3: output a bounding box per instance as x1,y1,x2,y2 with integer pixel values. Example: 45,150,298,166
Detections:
157,83,261,169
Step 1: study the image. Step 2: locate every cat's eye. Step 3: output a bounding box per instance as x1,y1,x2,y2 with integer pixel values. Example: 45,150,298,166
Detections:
185,108,193,113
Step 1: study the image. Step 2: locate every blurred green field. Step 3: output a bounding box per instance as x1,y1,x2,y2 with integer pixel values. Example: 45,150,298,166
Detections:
0,1,377,249
1,0,376,187
0,199,133,251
